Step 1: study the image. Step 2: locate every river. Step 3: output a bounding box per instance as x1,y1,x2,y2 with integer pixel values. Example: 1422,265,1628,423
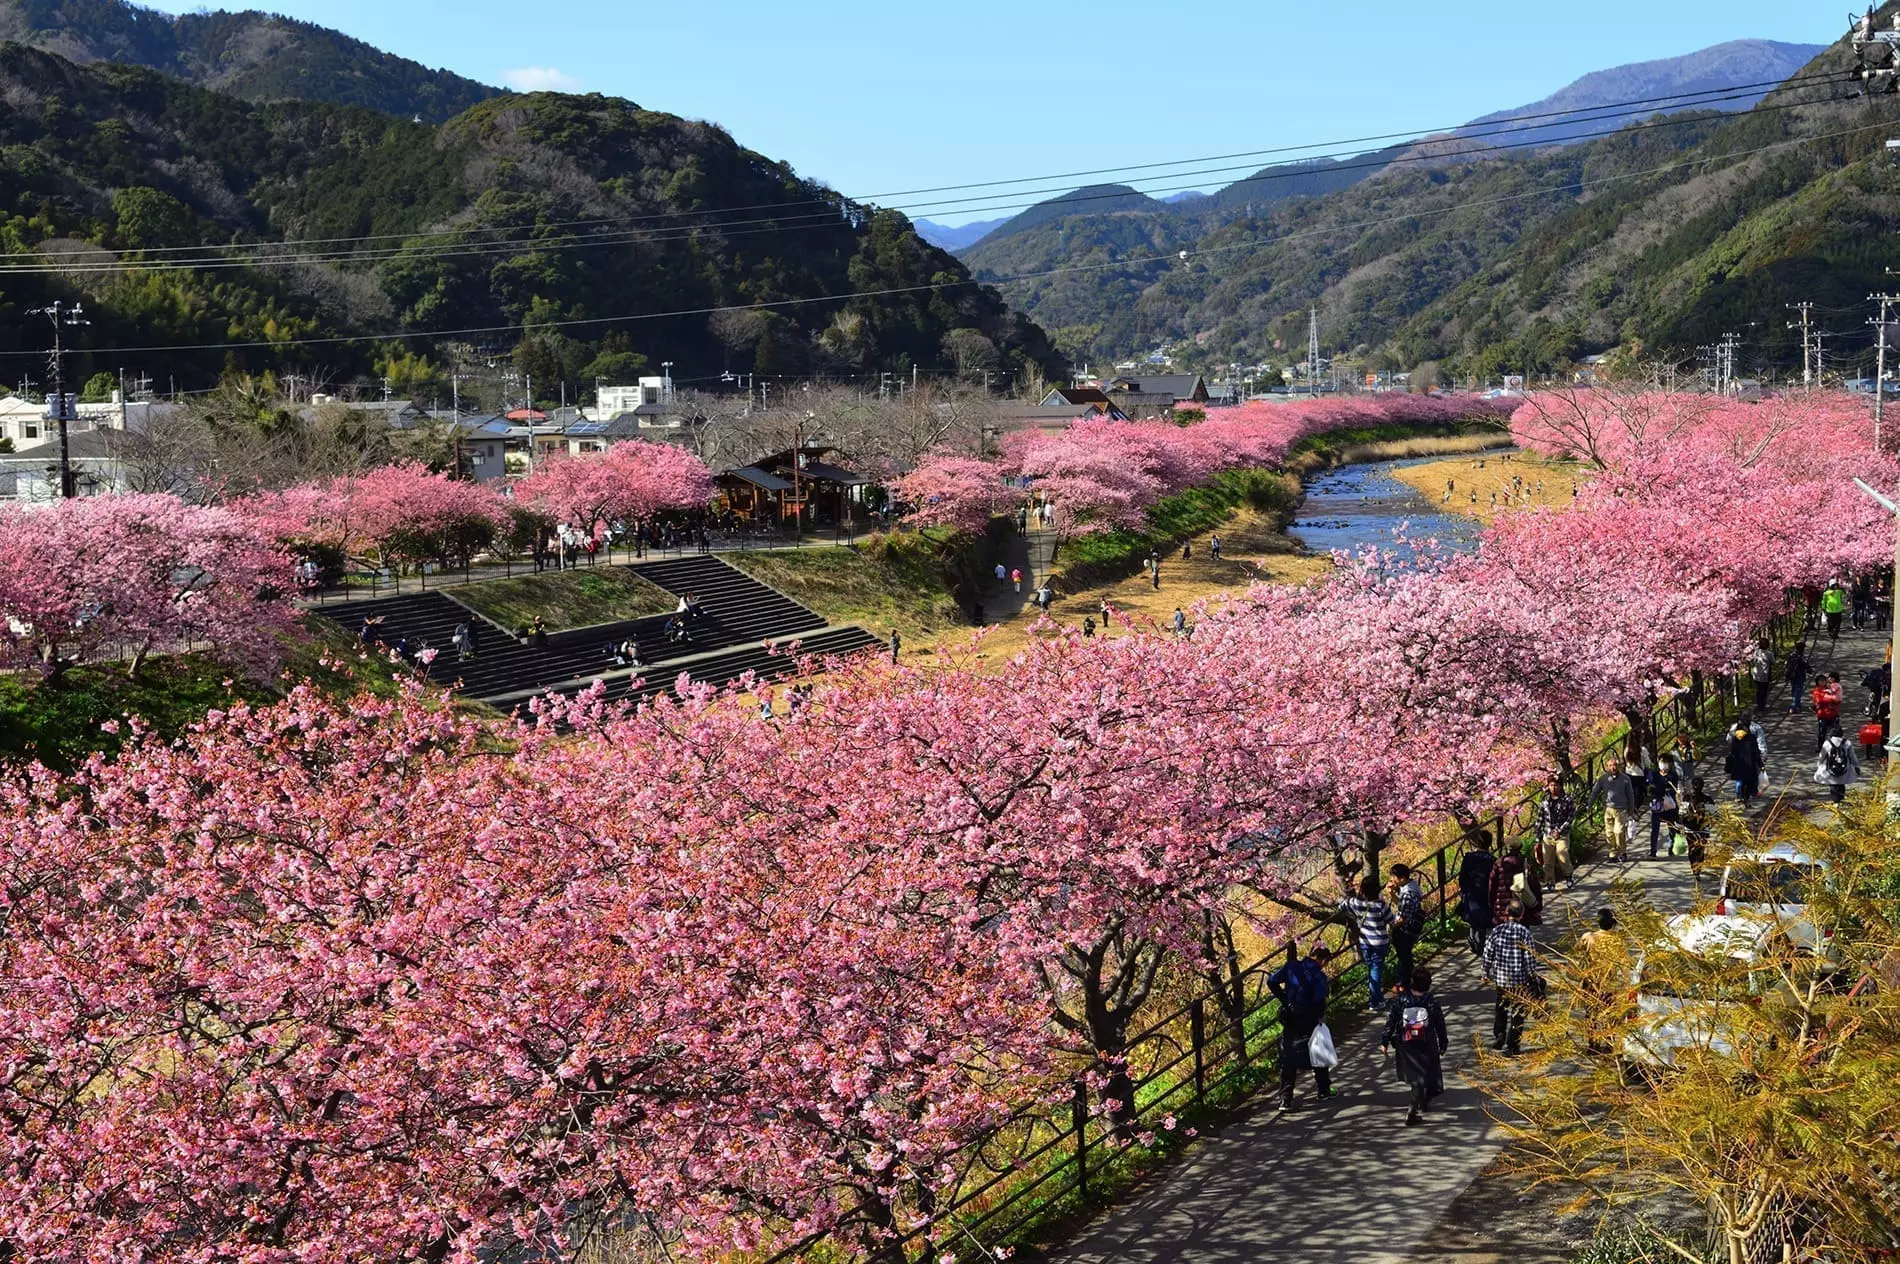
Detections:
1288,455,1485,560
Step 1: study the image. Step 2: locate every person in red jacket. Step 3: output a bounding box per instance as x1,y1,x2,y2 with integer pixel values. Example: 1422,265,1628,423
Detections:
1812,673,1845,752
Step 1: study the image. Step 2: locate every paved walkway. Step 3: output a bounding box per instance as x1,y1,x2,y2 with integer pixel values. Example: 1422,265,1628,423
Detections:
1057,623,1889,1264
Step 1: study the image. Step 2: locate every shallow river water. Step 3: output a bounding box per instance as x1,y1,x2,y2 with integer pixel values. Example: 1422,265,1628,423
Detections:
1287,455,1488,560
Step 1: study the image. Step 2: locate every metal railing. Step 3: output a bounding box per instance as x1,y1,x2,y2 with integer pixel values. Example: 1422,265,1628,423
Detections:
762,610,1805,1263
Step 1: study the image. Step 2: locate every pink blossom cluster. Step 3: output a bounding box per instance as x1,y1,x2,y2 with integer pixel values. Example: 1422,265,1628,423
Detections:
242,461,512,567
0,391,1891,1261
514,441,716,538
0,494,298,679
897,394,1511,534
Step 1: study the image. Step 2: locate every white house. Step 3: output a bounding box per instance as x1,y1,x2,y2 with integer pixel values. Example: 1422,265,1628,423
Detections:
593,375,676,421
0,393,171,449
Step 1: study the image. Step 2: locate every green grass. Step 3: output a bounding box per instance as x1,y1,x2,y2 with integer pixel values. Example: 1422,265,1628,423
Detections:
727,539,963,641
1059,468,1300,585
0,619,432,771
452,567,675,632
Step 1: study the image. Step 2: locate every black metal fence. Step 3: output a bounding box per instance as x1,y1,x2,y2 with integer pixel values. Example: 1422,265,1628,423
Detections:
763,609,1804,1263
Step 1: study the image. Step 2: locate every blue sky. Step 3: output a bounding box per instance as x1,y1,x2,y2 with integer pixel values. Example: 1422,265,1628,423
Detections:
142,1,1844,223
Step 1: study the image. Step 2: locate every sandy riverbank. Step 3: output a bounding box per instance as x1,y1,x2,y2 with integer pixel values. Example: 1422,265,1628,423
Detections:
1389,452,1582,521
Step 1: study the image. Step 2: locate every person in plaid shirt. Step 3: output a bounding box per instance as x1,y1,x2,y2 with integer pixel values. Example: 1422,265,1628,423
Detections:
1387,863,1425,984
1482,900,1542,1055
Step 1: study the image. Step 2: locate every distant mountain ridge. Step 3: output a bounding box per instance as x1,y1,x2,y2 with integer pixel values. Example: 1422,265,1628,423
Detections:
954,20,1900,382
949,38,1826,259
0,0,499,121
1457,38,1824,146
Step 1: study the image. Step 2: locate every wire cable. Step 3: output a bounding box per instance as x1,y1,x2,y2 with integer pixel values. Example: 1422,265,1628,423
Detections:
3,75,1861,278
9,66,1856,270
7,118,1880,359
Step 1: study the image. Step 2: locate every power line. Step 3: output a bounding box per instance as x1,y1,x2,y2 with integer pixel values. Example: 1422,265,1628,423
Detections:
3,69,1858,277
8,118,1883,361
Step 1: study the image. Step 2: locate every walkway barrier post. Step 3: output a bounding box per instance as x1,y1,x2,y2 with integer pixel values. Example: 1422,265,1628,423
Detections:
1189,999,1206,1105
1435,848,1450,931
1071,1082,1090,1201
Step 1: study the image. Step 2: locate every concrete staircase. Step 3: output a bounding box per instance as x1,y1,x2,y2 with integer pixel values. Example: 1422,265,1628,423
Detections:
314,556,873,706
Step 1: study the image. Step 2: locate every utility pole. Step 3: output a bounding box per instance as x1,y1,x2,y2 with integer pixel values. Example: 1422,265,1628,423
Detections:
1787,302,1815,390
26,300,88,499
1872,293,1898,450
1307,307,1322,399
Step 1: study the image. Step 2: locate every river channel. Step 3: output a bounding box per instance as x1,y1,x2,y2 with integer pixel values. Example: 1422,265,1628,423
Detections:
1287,455,1489,560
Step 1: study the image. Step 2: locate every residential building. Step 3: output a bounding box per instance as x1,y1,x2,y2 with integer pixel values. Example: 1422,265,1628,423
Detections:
0,430,128,502
1037,387,1129,420
1106,373,1209,418
595,375,677,420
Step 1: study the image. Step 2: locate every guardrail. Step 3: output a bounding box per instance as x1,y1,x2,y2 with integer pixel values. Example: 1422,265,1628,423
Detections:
759,607,1806,1263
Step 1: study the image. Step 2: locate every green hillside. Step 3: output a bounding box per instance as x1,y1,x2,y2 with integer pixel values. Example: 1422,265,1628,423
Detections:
962,22,1900,380
0,0,497,122
0,44,1062,395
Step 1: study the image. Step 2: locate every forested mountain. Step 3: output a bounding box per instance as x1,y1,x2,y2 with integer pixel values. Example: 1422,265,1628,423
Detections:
0,44,1062,398
1456,39,1823,146
0,0,497,122
961,22,1900,380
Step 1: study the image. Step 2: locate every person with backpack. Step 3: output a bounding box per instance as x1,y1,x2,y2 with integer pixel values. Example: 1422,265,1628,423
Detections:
1725,722,1764,803
1786,640,1810,714
1381,967,1449,1126
1388,864,1426,985
1268,944,1336,1111
1459,836,1496,956
1339,874,1398,1010
1823,579,1848,641
1749,637,1775,711
1815,727,1861,803
1812,674,1845,752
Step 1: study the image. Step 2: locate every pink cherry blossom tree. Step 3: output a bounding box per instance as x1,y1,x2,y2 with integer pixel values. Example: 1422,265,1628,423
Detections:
515,442,715,541
0,493,297,680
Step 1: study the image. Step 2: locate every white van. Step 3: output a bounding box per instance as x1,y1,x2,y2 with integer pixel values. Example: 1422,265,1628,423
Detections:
1714,844,1832,955
1622,914,1777,1071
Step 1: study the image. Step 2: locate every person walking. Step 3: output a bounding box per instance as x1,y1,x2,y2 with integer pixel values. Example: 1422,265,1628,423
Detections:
452,621,474,661
1210,534,1222,560
1531,776,1575,888
889,629,901,665
1725,721,1764,803
1823,578,1847,641
1812,675,1845,752
1268,945,1336,1111
1588,756,1642,863
1098,597,1112,631
1181,539,1191,561
1340,874,1397,1010
1648,751,1683,860
1490,844,1536,927
529,616,548,649
1388,863,1425,985
1786,639,1810,714
994,562,1007,586
1482,901,1542,1055
1749,637,1775,711
1151,563,1161,592
1459,836,1496,956
1381,968,1449,1126
1171,608,1187,638
1815,726,1860,803
1011,567,1023,594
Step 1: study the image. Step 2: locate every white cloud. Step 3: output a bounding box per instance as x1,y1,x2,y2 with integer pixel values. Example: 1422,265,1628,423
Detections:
500,67,585,93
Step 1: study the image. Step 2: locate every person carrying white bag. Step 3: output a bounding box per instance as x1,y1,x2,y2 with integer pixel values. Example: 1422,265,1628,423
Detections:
1269,944,1338,1111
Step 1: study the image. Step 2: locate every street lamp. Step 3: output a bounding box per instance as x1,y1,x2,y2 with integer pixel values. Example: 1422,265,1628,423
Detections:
26,301,88,499
1853,477,1900,757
